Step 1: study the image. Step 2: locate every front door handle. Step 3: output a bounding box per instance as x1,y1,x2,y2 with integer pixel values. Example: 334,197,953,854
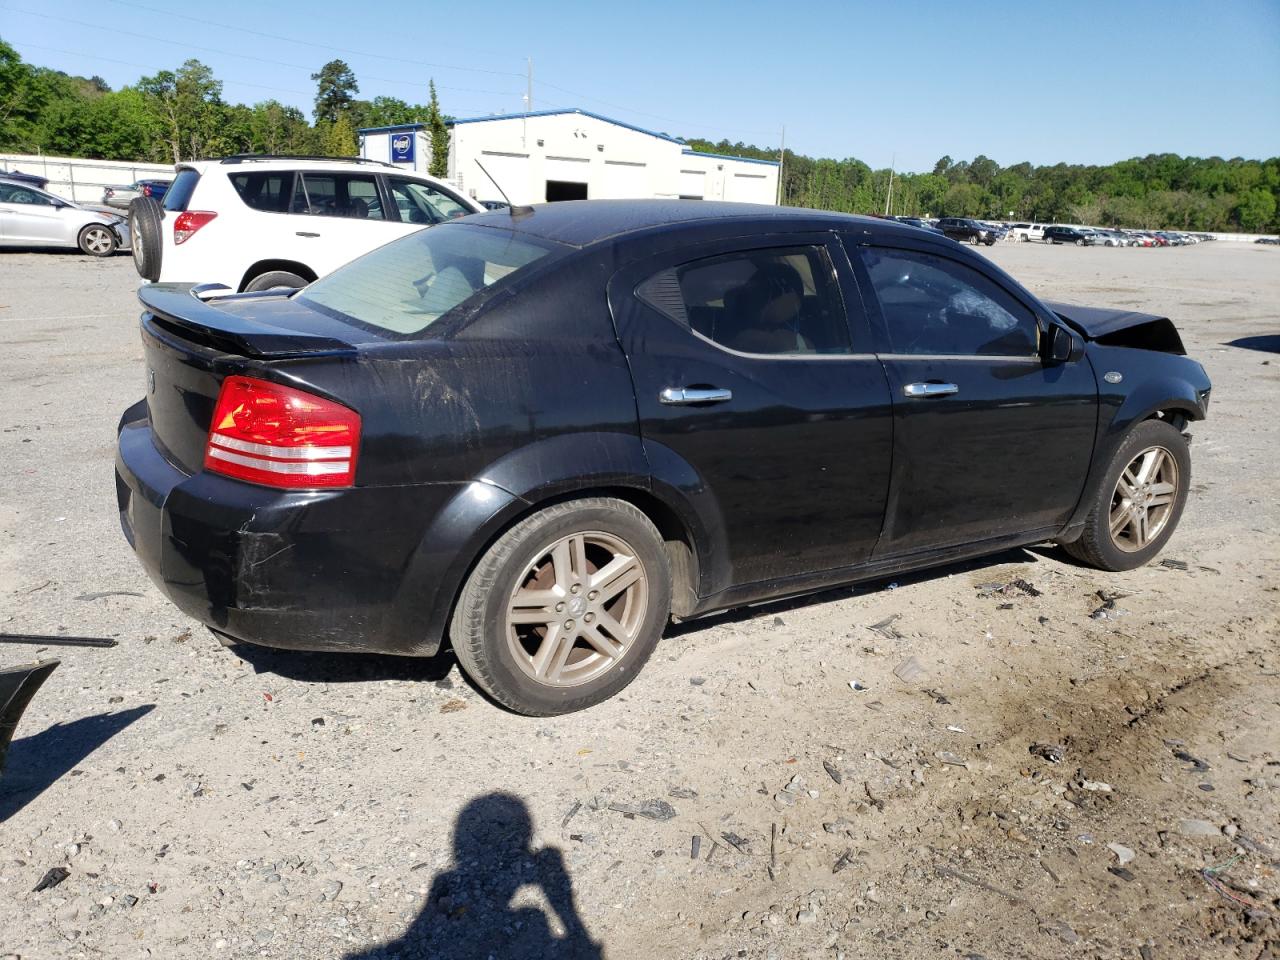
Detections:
903,382,959,398
659,387,733,405
295,231,321,238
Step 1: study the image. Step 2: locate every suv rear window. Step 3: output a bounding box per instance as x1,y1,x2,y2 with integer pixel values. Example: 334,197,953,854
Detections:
299,223,556,336
163,169,201,212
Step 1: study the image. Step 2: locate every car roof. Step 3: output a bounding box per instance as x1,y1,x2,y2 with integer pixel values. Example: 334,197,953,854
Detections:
459,199,909,248
178,157,445,180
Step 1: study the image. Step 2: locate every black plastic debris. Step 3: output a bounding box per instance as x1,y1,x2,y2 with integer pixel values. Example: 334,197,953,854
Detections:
1,659,60,776
74,591,144,601
0,634,117,648
1108,866,1136,882
833,850,856,874
608,799,676,821
668,786,698,799
822,760,844,785
1030,743,1066,764
720,831,750,853
1158,558,1189,571
690,836,701,859
977,579,1042,598
1173,749,1210,773
33,867,69,892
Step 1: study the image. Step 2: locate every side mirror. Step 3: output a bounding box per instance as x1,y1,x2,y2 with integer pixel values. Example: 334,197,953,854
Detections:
1046,322,1084,364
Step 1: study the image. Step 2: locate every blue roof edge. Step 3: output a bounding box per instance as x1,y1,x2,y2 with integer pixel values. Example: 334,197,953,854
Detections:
681,149,779,167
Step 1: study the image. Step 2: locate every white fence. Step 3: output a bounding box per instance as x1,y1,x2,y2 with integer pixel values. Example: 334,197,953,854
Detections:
0,153,175,204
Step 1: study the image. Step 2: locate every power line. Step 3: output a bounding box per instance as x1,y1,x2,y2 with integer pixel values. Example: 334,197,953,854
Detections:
4,6,521,101
97,0,525,78
536,78,779,140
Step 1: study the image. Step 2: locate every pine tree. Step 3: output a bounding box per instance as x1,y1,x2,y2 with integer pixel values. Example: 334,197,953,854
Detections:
425,80,449,178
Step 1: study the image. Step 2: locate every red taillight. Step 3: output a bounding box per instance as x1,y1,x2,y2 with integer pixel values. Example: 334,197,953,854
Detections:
173,210,216,245
142,184,152,197
204,376,360,489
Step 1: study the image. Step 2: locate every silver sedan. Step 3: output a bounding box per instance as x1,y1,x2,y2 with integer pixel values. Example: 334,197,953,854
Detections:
0,178,131,256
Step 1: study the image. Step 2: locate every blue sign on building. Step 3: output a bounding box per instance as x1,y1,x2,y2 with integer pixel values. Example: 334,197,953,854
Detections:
390,132,415,164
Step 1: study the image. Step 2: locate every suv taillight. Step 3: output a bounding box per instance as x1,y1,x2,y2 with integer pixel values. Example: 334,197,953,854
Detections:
204,376,360,489
173,210,216,245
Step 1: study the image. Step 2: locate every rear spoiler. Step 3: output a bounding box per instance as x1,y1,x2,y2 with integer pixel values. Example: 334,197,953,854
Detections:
138,283,357,359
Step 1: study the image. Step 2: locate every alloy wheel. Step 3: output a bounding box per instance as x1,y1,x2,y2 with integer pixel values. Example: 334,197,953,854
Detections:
1109,445,1179,552
505,530,649,687
83,226,113,254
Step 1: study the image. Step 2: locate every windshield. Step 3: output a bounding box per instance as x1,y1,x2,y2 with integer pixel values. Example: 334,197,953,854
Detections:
299,223,558,336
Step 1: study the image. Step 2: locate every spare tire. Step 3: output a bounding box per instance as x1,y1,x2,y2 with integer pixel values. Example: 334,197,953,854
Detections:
129,196,163,281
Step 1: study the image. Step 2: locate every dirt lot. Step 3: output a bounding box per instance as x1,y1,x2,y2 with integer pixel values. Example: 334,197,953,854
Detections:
0,240,1277,960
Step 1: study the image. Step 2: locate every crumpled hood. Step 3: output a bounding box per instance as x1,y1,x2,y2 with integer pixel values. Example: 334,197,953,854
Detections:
1043,300,1185,354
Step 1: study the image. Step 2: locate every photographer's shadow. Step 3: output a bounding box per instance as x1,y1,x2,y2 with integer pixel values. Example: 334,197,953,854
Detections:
348,792,602,960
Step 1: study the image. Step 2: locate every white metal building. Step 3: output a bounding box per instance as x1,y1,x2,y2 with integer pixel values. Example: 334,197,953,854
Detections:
359,108,779,206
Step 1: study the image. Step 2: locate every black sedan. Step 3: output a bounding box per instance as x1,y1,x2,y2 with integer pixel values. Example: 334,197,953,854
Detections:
116,201,1210,715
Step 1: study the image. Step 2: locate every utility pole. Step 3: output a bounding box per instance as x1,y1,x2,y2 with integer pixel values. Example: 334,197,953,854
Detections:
884,152,895,216
776,124,785,206
522,57,533,147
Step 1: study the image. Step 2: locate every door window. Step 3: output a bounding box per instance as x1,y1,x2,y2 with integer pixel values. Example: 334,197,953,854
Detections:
637,245,851,355
0,185,51,205
861,247,1039,357
229,172,293,212
386,178,470,224
291,173,385,220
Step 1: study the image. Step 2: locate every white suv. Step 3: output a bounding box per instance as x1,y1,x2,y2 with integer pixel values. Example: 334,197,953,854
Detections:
129,155,484,291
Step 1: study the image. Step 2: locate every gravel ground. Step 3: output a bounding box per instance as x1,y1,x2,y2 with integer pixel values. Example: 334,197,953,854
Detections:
0,241,1277,960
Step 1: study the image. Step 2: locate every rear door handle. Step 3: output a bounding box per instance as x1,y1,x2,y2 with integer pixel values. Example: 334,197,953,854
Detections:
295,231,321,238
659,387,733,405
903,382,959,398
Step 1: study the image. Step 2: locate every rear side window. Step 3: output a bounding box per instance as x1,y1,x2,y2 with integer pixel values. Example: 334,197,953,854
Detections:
861,247,1039,357
637,245,851,356
229,172,293,212
299,223,556,335
163,169,201,212
386,178,470,224
291,173,385,220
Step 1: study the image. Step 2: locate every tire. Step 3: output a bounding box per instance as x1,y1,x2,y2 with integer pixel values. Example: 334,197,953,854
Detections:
78,223,117,257
449,498,671,716
1075,239,1086,246
128,196,163,280
1020,233,1029,242
244,270,309,292
1060,419,1190,571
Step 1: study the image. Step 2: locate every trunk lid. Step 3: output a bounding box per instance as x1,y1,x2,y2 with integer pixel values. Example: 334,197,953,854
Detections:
139,284,360,473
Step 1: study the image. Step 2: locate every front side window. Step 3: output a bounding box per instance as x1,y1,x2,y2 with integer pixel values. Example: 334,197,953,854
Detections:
300,223,557,336
291,173,385,220
638,245,851,356
861,247,1039,357
0,184,51,205
386,178,470,225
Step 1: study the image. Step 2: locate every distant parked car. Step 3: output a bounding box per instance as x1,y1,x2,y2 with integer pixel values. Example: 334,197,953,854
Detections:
103,179,172,209
1089,229,1123,247
1254,236,1278,245
0,176,130,255
1044,226,1094,246
936,217,999,245
1010,222,1048,242
892,216,944,235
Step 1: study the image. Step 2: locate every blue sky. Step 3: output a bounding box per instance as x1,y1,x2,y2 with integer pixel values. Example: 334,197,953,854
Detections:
3,0,1278,172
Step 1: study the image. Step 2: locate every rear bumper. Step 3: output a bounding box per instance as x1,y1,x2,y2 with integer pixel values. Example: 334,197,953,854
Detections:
114,400,510,656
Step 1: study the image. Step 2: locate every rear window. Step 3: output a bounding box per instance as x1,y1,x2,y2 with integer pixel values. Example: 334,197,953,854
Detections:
164,169,201,212
299,223,557,336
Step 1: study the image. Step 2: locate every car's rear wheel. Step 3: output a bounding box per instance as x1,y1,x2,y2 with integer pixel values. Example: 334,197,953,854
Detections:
1060,419,1190,571
1076,238,1086,246
129,196,163,280
78,224,117,257
449,498,671,716
244,270,308,292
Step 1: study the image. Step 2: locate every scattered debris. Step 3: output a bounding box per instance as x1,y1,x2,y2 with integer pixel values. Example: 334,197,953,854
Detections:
310,717,325,727
439,699,467,713
561,800,582,829
1079,779,1113,792
934,865,1024,903
774,775,807,807
1106,842,1135,865
667,786,697,799
822,760,843,785
893,657,927,685
609,799,677,821
847,679,868,692
73,590,143,601
689,676,706,686
768,823,777,881
1158,558,1189,571
977,579,1042,598
832,849,856,874
720,831,750,854
32,867,69,892
867,614,902,640
0,634,117,648
1029,743,1066,764
946,725,966,733
1108,866,1135,882
1172,749,1210,773
934,751,969,768
1177,818,1219,838
923,689,951,705
690,835,700,859
1201,854,1277,918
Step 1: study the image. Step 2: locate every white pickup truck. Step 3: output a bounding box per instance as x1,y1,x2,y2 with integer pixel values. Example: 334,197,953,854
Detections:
1009,222,1049,242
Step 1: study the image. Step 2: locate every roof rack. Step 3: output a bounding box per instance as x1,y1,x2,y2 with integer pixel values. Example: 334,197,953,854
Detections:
217,154,398,168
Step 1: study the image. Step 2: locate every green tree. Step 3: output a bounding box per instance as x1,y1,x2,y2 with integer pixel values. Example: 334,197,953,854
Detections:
424,79,449,178
137,59,225,162
1234,188,1277,232
311,59,358,125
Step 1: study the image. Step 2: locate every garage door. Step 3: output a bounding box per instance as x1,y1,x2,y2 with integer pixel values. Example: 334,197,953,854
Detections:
476,150,530,204
600,160,647,199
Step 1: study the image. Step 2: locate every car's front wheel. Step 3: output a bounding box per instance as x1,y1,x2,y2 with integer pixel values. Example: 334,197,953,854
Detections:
78,224,118,257
1060,419,1190,571
449,498,671,715
1076,238,1086,246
